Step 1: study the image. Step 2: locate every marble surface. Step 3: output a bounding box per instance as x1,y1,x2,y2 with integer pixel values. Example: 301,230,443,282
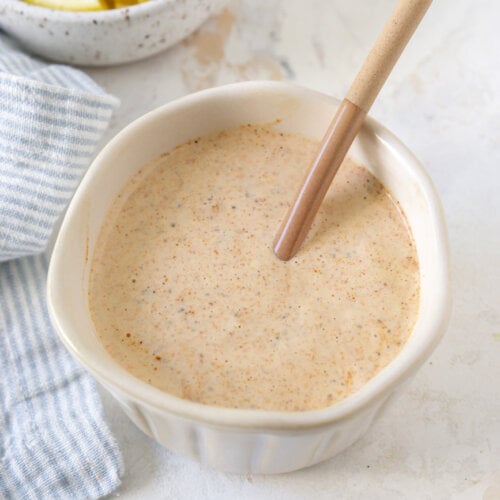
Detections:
83,0,500,498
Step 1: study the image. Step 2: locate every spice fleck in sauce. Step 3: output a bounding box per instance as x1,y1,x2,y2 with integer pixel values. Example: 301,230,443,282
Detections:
89,124,419,411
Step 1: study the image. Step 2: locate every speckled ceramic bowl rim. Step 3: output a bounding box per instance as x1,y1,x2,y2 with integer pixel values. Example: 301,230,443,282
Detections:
1,0,176,22
47,81,451,431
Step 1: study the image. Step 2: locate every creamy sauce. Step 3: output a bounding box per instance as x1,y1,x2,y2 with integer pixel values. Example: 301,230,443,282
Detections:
89,124,419,411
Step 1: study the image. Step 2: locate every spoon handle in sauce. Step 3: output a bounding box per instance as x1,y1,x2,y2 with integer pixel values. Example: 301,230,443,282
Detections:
273,0,432,261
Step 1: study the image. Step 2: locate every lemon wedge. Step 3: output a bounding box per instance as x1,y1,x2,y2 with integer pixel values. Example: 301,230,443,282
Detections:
24,0,108,11
113,0,150,6
113,0,138,6
23,0,149,11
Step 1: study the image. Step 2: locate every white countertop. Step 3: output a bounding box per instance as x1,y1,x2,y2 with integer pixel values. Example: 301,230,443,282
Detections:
86,1,500,498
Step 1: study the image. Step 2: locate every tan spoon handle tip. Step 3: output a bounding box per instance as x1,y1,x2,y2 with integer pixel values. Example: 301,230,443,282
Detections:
273,0,432,261
347,0,433,112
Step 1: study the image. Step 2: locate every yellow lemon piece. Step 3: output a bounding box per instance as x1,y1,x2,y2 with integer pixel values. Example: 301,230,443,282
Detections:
112,0,149,7
113,0,138,6
113,0,137,5
23,0,150,10
24,0,109,11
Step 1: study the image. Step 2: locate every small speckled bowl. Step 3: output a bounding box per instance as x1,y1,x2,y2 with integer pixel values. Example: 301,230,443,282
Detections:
47,81,451,474
0,0,228,66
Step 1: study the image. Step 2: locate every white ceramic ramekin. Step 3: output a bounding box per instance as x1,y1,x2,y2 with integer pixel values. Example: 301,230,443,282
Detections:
47,81,451,474
0,0,227,66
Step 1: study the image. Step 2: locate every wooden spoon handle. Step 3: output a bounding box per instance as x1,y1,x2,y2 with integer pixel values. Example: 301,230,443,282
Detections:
273,0,432,261
347,0,432,112
273,99,366,261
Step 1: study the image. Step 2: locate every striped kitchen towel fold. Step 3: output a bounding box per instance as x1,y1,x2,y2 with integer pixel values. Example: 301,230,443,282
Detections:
0,34,123,498
0,35,119,262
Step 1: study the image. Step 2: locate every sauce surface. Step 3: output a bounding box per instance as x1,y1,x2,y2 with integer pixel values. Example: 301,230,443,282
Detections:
89,124,419,411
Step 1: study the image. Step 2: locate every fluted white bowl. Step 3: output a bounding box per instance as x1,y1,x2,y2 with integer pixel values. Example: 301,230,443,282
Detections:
47,81,451,474
0,0,227,66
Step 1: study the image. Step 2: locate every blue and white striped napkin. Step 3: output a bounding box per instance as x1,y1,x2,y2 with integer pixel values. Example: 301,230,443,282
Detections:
0,35,123,498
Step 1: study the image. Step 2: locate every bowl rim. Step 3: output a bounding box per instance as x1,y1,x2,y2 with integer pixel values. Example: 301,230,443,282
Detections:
0,0,178,22
47,80,451,431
